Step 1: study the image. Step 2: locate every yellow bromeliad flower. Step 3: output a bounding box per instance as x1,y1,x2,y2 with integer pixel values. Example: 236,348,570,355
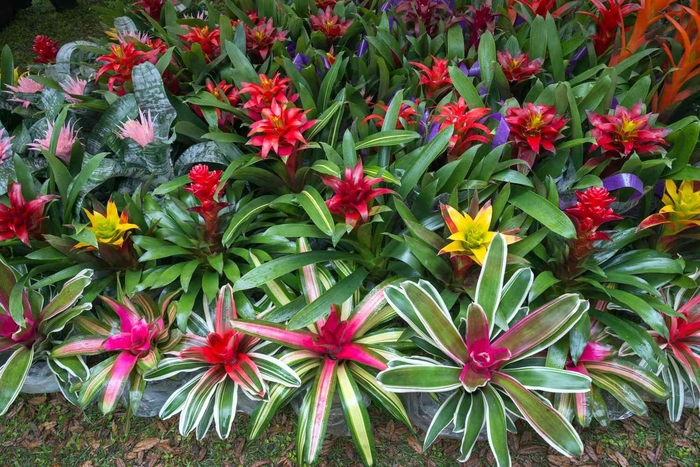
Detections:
77,201,139,249
639,180,700,248
438,203,519,266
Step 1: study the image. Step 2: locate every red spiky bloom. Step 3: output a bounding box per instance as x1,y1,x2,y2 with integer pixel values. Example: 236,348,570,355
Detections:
460,5,498,49
433,98,492,158
565,187,622,259
497,51,544,82
133,0,167,19
322,160,395,229
410,56,452,99
95,42,160,95
515,0,573,18
362,99,420,129
180,26,221,63
315,0,337,7
245,18,288,61
32,35,59,64
247,100,315,160
395,0,452,36
0,183,58,246
505,103,568,167
240,73,296,120
580,0,639,56
192,80,240,130
309,7,352,40
587,101,671,160
185,165,228,243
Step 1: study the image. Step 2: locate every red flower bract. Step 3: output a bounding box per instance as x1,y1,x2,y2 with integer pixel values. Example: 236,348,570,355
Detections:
180,26,221,63
309,7,352,40
410,56,452,99
95,42,160,95
396,0,451,36
580,0,639,55
0,183,58,246
245,18,287,61
432,98,492,158
362,99,420,129
185,164,228,242
505,103,568,167
192,80,240,129
460,5,498,48
32,35,59,64
322,160,395,229
240,73,296,120
565,187,622,259
133,0,167,19
588,101,671,159
497,51,544,82
247,100,314,160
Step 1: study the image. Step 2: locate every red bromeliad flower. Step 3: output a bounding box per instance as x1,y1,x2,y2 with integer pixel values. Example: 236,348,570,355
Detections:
95,42,159,95
245,18,287,61
588,102,670,159
565,187,622,260
505,103,568,167
180,26,221,63
432,98,492,158
309,7,352,40
247,100,314,160
362,99,420,129
396,0,452,36
240,73,296,120
133,0,167,19
580,0,639,56
315,0,337,7
0,183,58,246
322,160,395,229
410,56,452,99
185,164,228,243
515,0,573,18
497,51,544,82
192,80,240,129
32,35,59,64
459,5,498,49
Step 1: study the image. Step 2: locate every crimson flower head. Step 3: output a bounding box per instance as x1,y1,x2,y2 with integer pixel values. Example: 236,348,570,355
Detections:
0,183,58,246
432,98,492,157
192,80,240,129
32,35,59,64
322,160,395,229
180,26,221,63
133,0,167,19
505,103,568,167
240,73,295,120
245,18,288,61
363,99,420,129
565,187,622,259
185,164,228,242
410,56,452,99
460,5,498,49
580,0,638,55
396,0,452,36
309,7,352,40
95,42,159,95
587,101,670,159
497,51,544,82
315,0,337,7
247,100,314,160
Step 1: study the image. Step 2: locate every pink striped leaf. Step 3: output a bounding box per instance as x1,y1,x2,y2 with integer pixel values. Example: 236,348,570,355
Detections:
50,336,106,357
229,319,326,353
344,279,395,340
99,351,139,414
334,342,387,370
298,357,338,466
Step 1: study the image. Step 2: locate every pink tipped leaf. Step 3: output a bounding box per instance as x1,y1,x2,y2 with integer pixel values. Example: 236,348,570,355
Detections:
334,342,387,370
229,319,326,353
345,280,392,340
99,351,138,414
465,303,490,348
224,353,265,397
215,285,236,335
298,356,338,465
99,295,140,332
51,336,106,357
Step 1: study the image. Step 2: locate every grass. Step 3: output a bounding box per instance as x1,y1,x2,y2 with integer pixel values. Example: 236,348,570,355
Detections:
0,0,111,66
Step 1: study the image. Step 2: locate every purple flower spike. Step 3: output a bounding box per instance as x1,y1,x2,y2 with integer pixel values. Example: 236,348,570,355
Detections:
357,38,368,57
293,53,311,71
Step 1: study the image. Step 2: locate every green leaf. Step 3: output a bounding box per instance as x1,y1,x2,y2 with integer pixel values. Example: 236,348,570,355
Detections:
1,45,14,92
545,14,564,82
337,364,376,466
398,127,453,198
222,195,274,246
355,130,420,150
502,367,591,392
478,31,497,90
424,391,461,450
510,187,576,239
297,186,334,238
483,384,511,467
449,66,485,108
0,346,33,416
234,251,359,291
288,269,368,330
475,234,507,334
377,363,462,392
224,40,259,87
65,153,108,218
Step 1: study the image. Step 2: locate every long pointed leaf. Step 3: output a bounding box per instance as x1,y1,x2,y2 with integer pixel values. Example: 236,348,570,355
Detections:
0,346,33,416
337,363,376,466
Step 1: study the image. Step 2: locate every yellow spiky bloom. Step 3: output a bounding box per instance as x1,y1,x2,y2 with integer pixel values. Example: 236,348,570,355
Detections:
76,201,139,248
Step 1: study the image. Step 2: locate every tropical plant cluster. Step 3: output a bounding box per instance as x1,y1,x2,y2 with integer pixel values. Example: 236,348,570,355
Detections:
0,0,699,465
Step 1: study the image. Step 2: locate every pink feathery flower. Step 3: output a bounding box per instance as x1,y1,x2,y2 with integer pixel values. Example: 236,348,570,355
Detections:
28,121,79,163
117,31,153,45
117,110,156,148
0,129,13,163
60,76,89,103
6,77,45,109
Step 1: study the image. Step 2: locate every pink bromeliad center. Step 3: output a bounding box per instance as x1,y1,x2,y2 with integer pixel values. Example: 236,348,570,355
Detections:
198,331,239,365
103,317,163,357
312,308,350,357
459,338,511,392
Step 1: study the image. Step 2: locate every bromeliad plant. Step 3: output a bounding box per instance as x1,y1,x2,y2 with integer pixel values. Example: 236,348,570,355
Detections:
0,258,93,415
377,235,591,466
50,289,181,415
145,285,301,440
228,239,410,467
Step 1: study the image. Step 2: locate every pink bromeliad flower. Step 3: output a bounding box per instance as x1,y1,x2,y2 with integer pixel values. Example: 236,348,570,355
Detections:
28,121,79,163
117,110,156,148
60,76,89,103
6,77,45,109
0,129,13,163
